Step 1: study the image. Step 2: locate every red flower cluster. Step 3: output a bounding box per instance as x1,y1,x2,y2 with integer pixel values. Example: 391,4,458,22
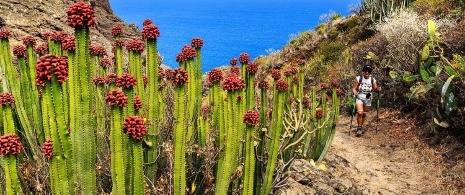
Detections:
201,105,210,119
222,73,245,91
320,83,328,90
256,79,269,89
246,62,258,74
100,58,112,68
284,67,298,76
276,80,289,91
143,75,148,86
158,81,167,90
0,30,11,39
292,76,299,84
114,40,125,47
124,116,147,141
41,32,53,41
176,52,188,63
0,93,15,106
141,24,160,39
230,58,238,66
111,25,124,36
208,68,223,84
126,40,144,52
288,97,295,104
315,108,324,119
42,140,53,159
92,76,105,85
330,79,339,87
66,2,96,28
38,89,43,99
182,45,196,59
89,45,106,56
298,59,306,66
168,68,188,87
105,90,128,107
53,32,69,42
158,69,166,79
35,54,68,86
336,88,343,96
13,45,27,57
239,53,250,64
22,36,36,47
271,69,281,80
0,134,22,155
143,19,153,26
237,95,243,102
230,66,241,76
116,73,137,89
61,35,76,51
34,44,48,56
105,73,117,84
191,37,203,48
243,110,260,126
303,96,311,109
134,96,142,110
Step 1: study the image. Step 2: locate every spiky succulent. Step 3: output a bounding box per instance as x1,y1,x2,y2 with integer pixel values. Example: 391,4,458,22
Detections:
246,61,258,74
116,73,137,89
92,76,106,85
100,58,112,68
124,116,147,141
22,36,36,47
271,69,281,80
330,79,339,87
42,140,53,159
141,24,160,39
0,30,12,39
239,52,250,64
230,58,238,66
276,79,289,91
105,90,128,107
168,68,189,87
35,44,49,55
0,93,15,106
35,54,68,86
191,37,204,48
66,2,96,27
13,45,27,57
208,68,223,84
222,73,245,91
182,45,196,59
61,35,76,51
0,134,22,155
134,96,142,110
111,25,124,36
243,110,260,126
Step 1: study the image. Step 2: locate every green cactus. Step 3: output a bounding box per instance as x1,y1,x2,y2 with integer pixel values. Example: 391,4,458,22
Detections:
316,85,340,162
303,86,317,157
243,110,260,195
254,77,269,194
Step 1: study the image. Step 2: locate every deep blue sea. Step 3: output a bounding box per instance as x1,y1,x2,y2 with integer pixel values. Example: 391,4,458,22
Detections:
109,0,360,73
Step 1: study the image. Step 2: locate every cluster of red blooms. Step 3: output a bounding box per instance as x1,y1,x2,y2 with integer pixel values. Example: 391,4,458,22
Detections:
100,58,112,68
0,93,15,106
284,67,299,77
315,108,324,119
34,44,48,56
89,45,106,56
330,79,339,87
41,140,53,159
292,76,299,84
105,90,128,107
271,69,281,80
176,52,187,63
0,134,22,155
114,40,125,47
111,25,124,37
143,19,153,27
239,53,250,64
124,116,147,141
336,89,343,96
61,35,76,51
237,95,243,102
38,89,43,99
320,83,328,90
105,73,118,84
13,45,27,57
191,37,203,48
35,54,68,86
230,66,241,76
298,59,306,66
230,58,238,66
158,69,166,79
276,80,289,91
126,40,144,52
116,73,137,89
201,106,210,119
288,97,295,104
256,79,269,89
66,2,96,28
158,81,167,90
41,32,53,41
141,24,160,40
92,76,106,85
303,96,311,109
222,73,245,91
134,96,142,110
22,36,36,47
208,68,223,84
143,75,148,86
243,110,260,126
246,62,258,74
182,45,196,59
50,32,69,42
167,68,188,87
0,30,12,39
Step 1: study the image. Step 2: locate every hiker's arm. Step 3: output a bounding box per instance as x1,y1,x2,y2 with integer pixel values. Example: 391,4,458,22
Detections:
373,82,381,92
352,79,359,96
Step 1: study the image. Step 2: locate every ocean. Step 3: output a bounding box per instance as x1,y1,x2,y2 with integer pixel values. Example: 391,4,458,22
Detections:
109,0,360,73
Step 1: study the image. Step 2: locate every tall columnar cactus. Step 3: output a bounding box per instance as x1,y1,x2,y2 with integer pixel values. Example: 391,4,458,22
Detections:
111,25,124,76
0,93,23,195
297,59,306,101
191,38,203,135
242,110,260,195
142,22,160,182
126,40,145,115
168,67,189,195
303,86,317,157
207,68,223,138
261,79,289,195
124,116,147,195
199,105,210,147
105,90,127,195
66,2,97,193
36,54,74,194
254,77,269,193
215,73,245,195
181,45,197,142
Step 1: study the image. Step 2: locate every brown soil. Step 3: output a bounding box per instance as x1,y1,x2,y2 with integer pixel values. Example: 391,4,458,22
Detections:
328,108,465,194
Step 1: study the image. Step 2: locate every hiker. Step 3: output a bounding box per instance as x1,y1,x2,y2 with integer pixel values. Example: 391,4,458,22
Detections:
352,63,381,137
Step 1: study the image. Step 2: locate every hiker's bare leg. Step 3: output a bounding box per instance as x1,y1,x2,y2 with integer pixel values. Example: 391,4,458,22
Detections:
361,106,370,125
356,103,364,126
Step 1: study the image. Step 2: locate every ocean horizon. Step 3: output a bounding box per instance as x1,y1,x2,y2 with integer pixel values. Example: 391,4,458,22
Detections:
109,0,360,73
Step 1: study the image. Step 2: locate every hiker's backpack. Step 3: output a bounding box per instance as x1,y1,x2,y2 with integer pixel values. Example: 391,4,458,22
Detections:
357,76,374,91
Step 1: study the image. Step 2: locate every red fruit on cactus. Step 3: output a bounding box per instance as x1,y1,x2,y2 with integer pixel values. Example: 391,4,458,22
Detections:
243,110,260,126
116,73,137,89
143,75,148,86
61,35,76,51
114,40,125,47
182,45,196,59
13,45,27,57
0,92,15,106
256,79,269,89
330,79,339,87
42,140,53,159
158,69,166,79
0,30,11,39
124,116,147,141
230,58,238,66
207,68,223,84
34,44,49,56
142,19,153,27
222,73,245,91
191,37,204,48
320,83,328,90
246,62,258,74
111,25,124,36
105,90,128,107
201,106,210,119
134,96,143,110
230,66,241,76
168,68,188,87
100,58,112,68
158,81,167,90
66,2,96,28
92,76,106,85
237,95,243,102
288,97,295,104
292,76,299,84
315,108,324,119
126,40,144,52
303,96,311,109
0,134,22,155
55,56,69,84
105,73,118,84
298,59,306,66
89,45,106,56
141,24,160,39
22,36,36,47
336,88,343,96
41,32,53,41
35,54,55,86
176,52,188,63
271,69,281,80
239,52,250,64
276,79,289,91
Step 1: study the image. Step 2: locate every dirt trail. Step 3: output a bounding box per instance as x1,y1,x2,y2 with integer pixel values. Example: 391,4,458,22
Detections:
327,108,452,194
